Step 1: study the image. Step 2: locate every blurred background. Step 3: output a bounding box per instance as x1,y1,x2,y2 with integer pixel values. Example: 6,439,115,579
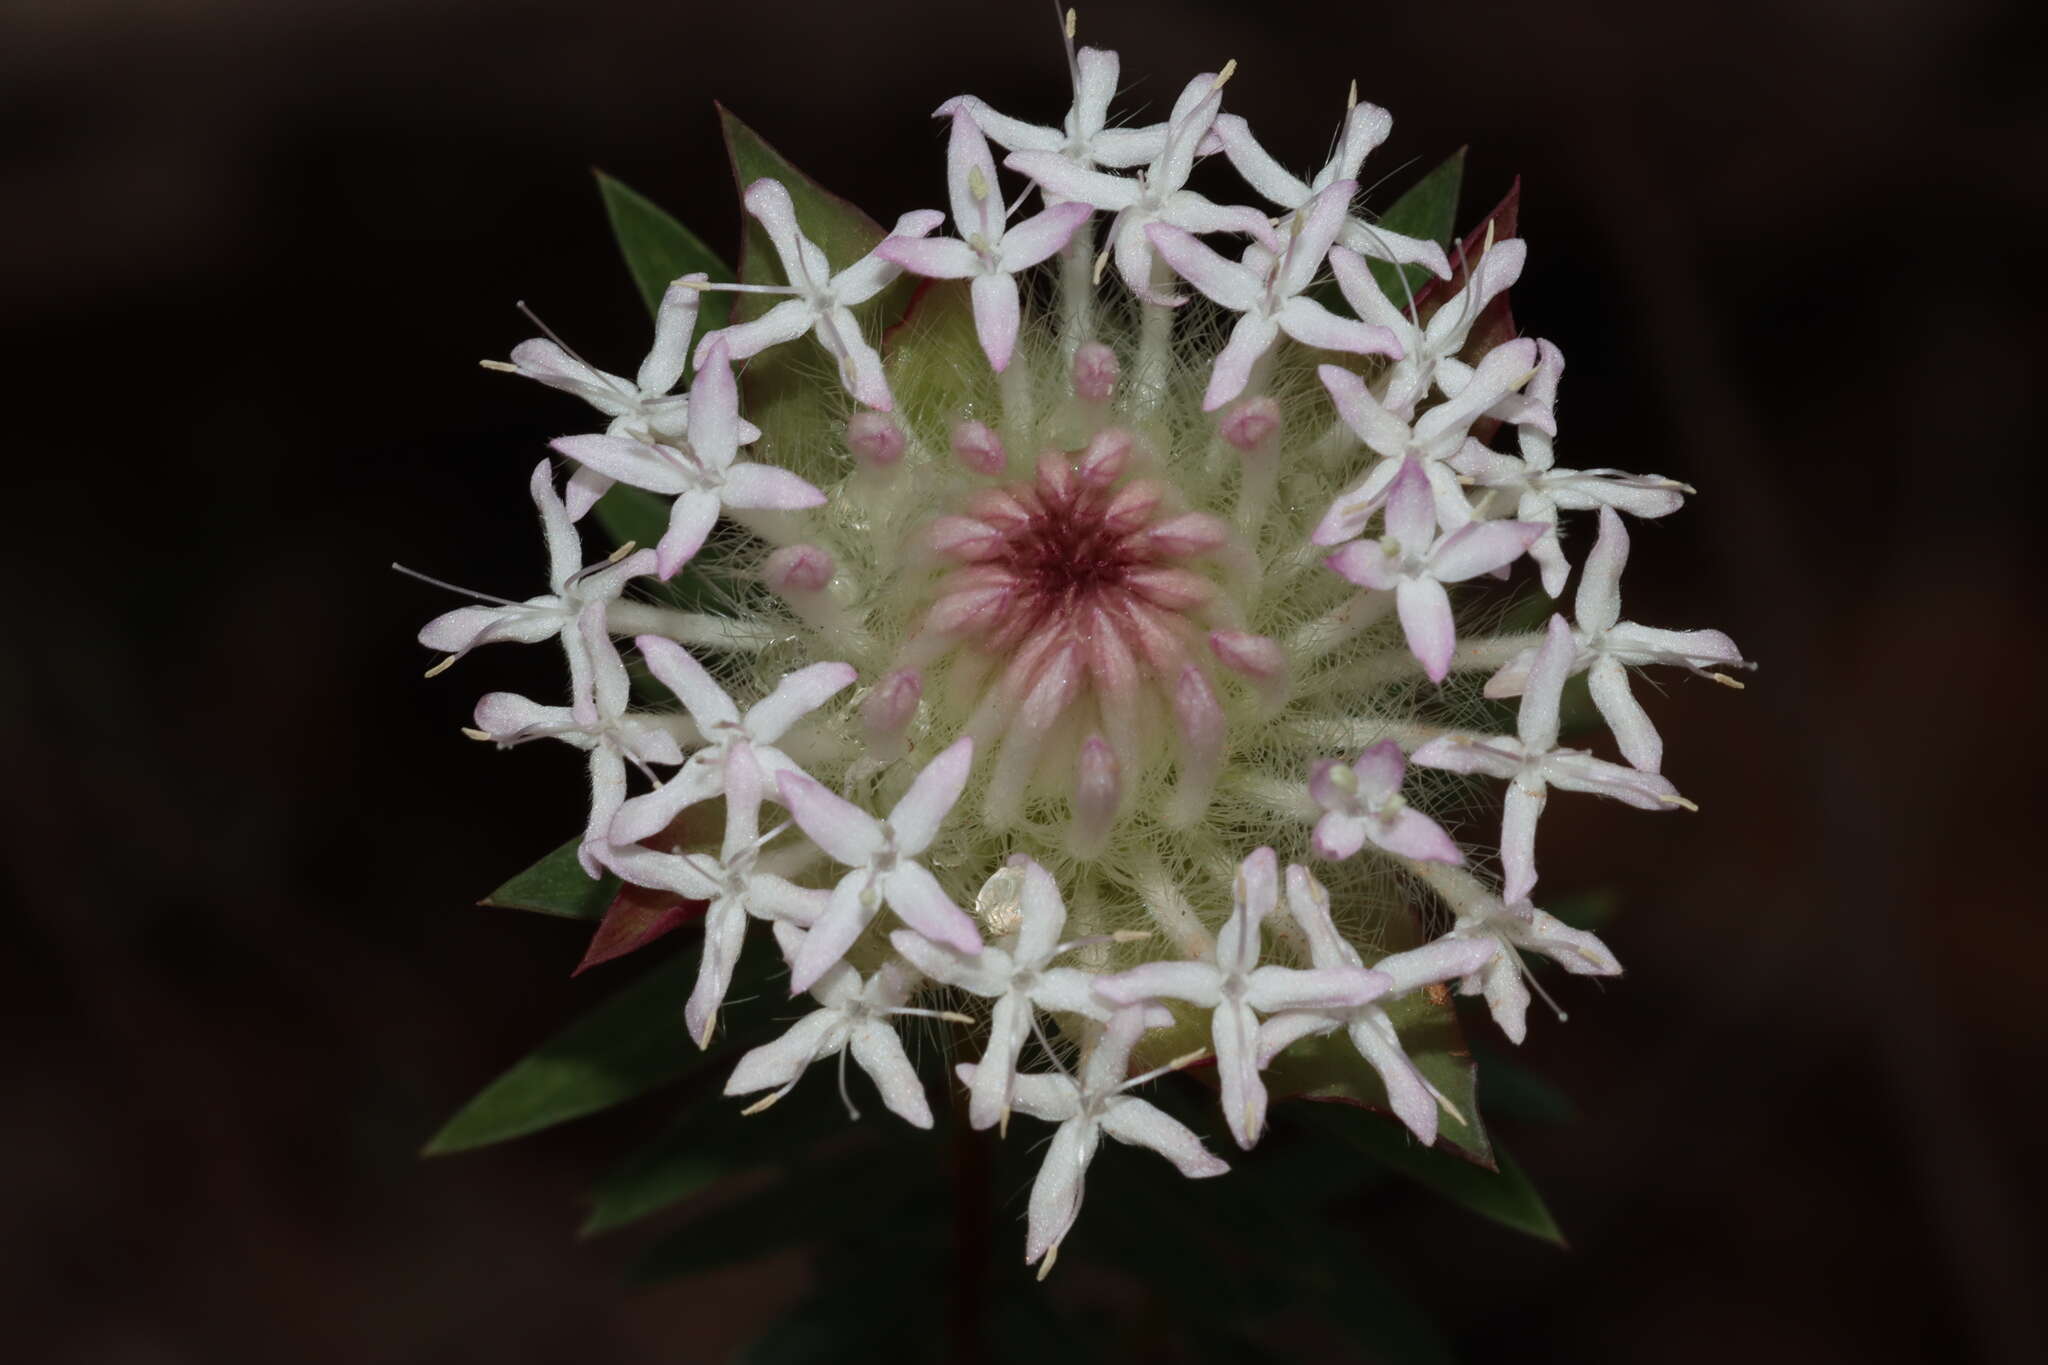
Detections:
3,0,2043,1360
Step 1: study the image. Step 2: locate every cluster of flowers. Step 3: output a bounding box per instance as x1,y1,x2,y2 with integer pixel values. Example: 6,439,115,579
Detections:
414,31,1746,1274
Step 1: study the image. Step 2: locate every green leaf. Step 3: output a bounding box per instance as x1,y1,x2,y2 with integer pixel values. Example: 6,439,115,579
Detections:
593,169,734,362
479,839,618,921
1304,1103,1566,1245
424,947,703,1155
1364,147,1466,307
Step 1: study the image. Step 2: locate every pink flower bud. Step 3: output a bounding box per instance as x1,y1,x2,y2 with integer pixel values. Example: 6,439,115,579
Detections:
764,543,834,596
847,410,905,469
1072,341,1120,402
951,419,1007,475
1220,395,1283,453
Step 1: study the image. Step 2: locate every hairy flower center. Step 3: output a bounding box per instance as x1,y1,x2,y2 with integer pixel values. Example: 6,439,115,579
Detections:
897,434,1246,839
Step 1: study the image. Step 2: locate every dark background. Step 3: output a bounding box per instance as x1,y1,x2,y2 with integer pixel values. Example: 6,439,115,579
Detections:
3,0,2043,1360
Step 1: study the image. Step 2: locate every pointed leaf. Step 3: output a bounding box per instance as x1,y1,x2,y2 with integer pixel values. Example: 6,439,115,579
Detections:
424,947,703,1154
1364,147,1465,307
480,838,617,921
573,881,706,976
1301,1103,1566,1245
594,169,734,367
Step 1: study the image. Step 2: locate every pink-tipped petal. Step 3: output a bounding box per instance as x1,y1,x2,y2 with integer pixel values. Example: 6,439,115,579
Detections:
888,736,975,856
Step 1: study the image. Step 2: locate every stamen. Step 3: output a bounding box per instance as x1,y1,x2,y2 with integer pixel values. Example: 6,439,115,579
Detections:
390,562,527,609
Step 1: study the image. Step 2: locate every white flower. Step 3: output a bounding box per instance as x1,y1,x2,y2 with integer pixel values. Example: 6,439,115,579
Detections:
610,637,855,845
551,339,827,579
1412,614,1691,903
1308,738,1463,863
889,857,1112,1131
1146,178,1402,410
959,1005,1228,1279
415,460,654,674
1451,341,1693,596
776,737,985,993
1484,507,1750,772
1446,894,1622,1045
938,44,1167,176
466,610,683,875
1212,94,1452,281
601,743,829,1048
724,947,937,1128
491,277,738,518
1256,867,1494,1142
1006,67,1269,305
691,179,942,411
1329,234,1525,419
1096,848,1387,1149
1312,338,1544,541
1323,458,1543,682
877,112,1093,372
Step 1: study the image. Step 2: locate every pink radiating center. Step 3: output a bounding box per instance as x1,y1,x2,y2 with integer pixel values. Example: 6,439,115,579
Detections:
904,437,1241,821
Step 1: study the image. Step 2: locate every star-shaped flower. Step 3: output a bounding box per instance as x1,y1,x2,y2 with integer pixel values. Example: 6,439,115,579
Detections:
1445,894,1621,1045
877,112,1093,372
957,1005,1228,1279
550,338,826,579
690,179,942,411
1212,94,1451,282
1308,737,1463,863
1329,234,1525,419
1451,341,1692,595
1323,458,1544,682
777,737,985,993
1006,68,1269,305
467,610,684,875
610,636,855,845
1482,506,1749,772
1311,337,1543,541
889,857,1112,1131
489,277,760,518
416,460,654,674
724,948,937,1128
601,743,830,1048
1095,847,1388,1149
938,44,1168,176
1146,178,1403,410
1255,866,1495,1143
1411,614,1691,903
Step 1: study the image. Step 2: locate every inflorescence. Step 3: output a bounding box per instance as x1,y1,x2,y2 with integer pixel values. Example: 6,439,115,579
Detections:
412,21,1748,1276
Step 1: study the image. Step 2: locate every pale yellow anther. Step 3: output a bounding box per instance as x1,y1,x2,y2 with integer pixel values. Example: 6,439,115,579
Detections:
967,165,991,204
1091,248,1111,285
1109,929,1153,943
1212,59,1238,93
606,540,638,564
1660,793,1700,812
1711,672,1746,690
935,1010,978,1026
1166,1048,1210,1072
740,1092,782,1117
1065,8,1076,40
696,1015,717,1048
1433,1091,1468,1128
424,655,458,679
1484,219,1497,256
999,1106,1011,1139
460,727,493,742
1347,79,1359,111
478,359,518,373
1037,1242,1060,1281
674,277,714,289
1327,763,1359,795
